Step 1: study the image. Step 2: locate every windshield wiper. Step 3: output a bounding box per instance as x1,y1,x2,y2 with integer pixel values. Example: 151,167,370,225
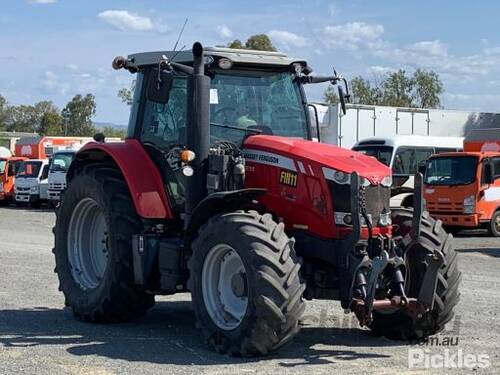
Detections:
210,122,262,135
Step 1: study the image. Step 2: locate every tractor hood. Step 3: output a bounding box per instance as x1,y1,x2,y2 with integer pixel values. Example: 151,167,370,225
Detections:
243,135,391,184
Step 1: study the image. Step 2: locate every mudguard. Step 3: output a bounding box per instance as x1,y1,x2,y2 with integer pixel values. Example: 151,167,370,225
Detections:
68,139,173,219
185,188,267,243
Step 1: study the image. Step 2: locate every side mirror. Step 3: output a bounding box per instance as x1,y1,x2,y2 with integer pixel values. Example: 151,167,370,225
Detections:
484,162,495,184
147,69,173,104
307,104,321,141
418,162,427,175
8,164,16,177
338,86,347,115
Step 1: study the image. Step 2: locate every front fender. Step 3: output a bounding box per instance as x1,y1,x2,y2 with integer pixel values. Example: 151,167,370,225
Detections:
185,188,267,243
68,139,173,219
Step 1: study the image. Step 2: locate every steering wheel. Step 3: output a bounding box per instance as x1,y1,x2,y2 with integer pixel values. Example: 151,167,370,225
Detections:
213,106,238,124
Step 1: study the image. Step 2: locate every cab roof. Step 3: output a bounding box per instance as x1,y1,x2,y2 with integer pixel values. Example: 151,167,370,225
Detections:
429,151,500,159
128,46,306,68
354,135,464,149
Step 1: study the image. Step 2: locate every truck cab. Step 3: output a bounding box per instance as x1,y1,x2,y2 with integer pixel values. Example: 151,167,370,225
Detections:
48,150,76,204
424,129,500,236
0,156,26,203
353,135,463,207
14,159,50,206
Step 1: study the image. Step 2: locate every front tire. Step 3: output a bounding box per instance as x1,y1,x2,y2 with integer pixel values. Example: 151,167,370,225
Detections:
370,208,461,340
188,211,305,356
53,165,154,322
488,210,500,237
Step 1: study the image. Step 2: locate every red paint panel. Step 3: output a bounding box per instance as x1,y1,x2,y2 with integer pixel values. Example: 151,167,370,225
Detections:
78,140,173,219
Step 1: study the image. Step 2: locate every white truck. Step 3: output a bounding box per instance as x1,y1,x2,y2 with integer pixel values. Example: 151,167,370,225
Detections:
14,159,50,206
47,150,76,205
352,135,464,206
311,102,500,148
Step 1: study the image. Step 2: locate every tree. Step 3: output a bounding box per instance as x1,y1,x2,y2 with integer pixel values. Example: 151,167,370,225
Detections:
323,69,443,109
323,85,339,105
227,39,244,49
118,87,133,106
61,94,96,136
227,34,276,52
39,111,62,136
412,69,443,108
0,95,9,130
382,69,414,107
5,100,59,133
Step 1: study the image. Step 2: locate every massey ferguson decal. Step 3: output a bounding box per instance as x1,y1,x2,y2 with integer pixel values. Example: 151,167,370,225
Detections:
242,149,297,171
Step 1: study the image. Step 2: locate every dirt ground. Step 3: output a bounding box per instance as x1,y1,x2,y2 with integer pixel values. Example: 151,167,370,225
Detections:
0,206,499,374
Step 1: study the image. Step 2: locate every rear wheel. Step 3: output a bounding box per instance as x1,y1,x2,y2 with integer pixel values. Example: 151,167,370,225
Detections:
488,210,500,237
53,165,154,322
188,211,305,356
369,208,461,340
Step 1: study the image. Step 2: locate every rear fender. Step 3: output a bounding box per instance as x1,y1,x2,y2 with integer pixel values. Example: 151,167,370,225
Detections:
68,139,173,219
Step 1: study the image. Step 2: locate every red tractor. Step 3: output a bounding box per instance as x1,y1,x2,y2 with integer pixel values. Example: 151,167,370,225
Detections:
53,43,460,356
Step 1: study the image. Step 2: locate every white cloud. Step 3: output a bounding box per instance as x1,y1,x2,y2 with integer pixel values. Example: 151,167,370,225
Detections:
66,63,79,71
97,10,166,33
29,0,57,4
406,40,448,57
369,65,396,75
217,25,233,39
328,3,339,17
323,22,384,50
269,30,307,48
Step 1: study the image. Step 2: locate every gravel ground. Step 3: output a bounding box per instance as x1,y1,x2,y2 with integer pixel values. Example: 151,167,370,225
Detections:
0,206,499,374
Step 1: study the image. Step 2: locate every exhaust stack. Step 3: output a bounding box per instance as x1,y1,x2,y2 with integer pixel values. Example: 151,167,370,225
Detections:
185,42,210,224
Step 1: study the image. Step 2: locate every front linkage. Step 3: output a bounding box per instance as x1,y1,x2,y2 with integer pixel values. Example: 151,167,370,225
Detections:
345,172,445,326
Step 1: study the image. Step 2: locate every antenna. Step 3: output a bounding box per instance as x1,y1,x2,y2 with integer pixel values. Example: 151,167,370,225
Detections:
173,18,188,52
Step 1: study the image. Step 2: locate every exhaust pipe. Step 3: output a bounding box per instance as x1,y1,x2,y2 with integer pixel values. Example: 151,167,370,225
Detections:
185,42,210,225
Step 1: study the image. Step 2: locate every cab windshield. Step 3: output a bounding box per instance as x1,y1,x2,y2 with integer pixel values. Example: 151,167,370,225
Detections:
141,70,309,147
17,161,42,178
50,152,75,172
425,156,477,185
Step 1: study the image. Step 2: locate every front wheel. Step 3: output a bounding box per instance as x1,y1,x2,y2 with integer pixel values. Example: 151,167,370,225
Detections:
488,210,500,237
370,208,461,340
188,211,305,356
53,165,154,322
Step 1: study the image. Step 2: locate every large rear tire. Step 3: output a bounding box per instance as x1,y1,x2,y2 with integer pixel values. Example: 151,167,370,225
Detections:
369,208,461,340
53,165,154,322
188,211,305,356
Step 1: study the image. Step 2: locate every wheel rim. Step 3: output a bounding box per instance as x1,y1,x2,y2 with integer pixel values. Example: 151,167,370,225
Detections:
67,198,109,290
201,244,248,330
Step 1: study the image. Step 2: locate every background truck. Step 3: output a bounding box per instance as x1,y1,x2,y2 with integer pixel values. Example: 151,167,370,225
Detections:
14,159,49,206
15,136,94,159
47,150,77,205
352,135,463,207
311,102,500,148
53,42,459,357
424,128,500,236
0,147,27,204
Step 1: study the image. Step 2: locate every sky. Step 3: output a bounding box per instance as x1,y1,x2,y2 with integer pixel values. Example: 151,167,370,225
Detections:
2,0,500,125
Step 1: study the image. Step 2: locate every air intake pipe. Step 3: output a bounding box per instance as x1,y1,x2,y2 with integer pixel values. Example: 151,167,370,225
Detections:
185,42,210,225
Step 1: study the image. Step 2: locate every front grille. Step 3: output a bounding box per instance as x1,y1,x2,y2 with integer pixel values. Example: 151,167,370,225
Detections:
427,201,463,215
49,183,65,190
329,181,390,225
16,187,30,192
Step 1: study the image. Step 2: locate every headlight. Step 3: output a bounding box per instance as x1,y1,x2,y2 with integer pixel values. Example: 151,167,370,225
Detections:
381,175,392,187
463,195,475,214
30,186,38,193
323,167,371,186
378,212,392,226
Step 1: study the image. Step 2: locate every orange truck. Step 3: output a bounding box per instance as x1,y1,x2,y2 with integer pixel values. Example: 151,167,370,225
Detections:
423,128,500,236
0,153,27,203
14,136,94,159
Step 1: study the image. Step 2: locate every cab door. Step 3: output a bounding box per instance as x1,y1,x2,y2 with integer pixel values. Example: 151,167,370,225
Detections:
39,163,50,200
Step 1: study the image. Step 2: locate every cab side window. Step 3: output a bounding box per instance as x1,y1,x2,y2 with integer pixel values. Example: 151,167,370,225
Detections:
141,75,188,147
393,147,434,175
41,165,49,180
494,158,500,180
